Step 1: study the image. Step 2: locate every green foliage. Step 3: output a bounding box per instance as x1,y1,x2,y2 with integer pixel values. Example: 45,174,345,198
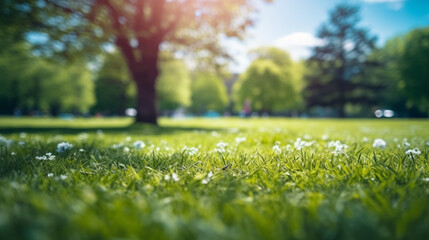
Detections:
0,39,95,115
0,41,34,114
234,59,296,112
0,118,429,240
157,59,192,111
93,52,136,115
366,27,429,117
249,47,293,68
398,28,429,115
41,62,95,114
305,4,379,117
190,73,228,114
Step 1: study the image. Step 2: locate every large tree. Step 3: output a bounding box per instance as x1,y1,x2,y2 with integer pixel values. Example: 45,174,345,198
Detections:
2,0,272,124
190,73,228,114
233,59,296,113
398,27,429,116
248,47,305,111
305,4,379,117
93,51,191,115
367,27,429,117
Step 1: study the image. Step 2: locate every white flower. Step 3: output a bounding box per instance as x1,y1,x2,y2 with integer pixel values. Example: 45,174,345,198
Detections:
294,138,314,150
36,152,55,160
57,142,73,153
406,148,421,157
401,138,411,149
373,139,386,149
112,143,123,149
79,148,85,152
172,173,179,182
322,135,329,141
47,173,54,177
133,141,145,150
283,144,292,152
272,142,281,154
123,147,130,153
46,152,55,160
362,137,369,142
59,175,68,180
11,152,16,156
328,140,348,156
202,171,214,184
36,156,47,160
19,132,27,138
215,141,228,153
183,146,199,156
235,137,246,144
164,174,170,180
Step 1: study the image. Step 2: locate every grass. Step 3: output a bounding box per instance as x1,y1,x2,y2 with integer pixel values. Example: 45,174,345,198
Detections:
0,117,428,240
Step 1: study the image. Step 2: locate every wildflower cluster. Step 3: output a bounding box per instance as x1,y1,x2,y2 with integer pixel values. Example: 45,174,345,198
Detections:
36,152,56,161
214,141,228,153
57,142,73,153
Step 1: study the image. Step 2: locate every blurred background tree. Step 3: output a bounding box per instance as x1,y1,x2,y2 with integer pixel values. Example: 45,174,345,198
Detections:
398,28,429,116
0,37,95,116
190,73,228,115
305,4,380,118
157,58,191,114
365,27,429,117
233,47,303,114
248,47,305,112
92,51,136,116
233,59,296,114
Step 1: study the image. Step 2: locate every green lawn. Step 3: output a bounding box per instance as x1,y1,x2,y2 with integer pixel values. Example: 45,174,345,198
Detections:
0,117,428,240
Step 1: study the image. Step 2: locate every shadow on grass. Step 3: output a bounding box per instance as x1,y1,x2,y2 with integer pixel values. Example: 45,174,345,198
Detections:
0,123,224,135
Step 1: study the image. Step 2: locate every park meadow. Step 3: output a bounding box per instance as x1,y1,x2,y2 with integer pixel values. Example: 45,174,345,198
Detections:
1,117,428,240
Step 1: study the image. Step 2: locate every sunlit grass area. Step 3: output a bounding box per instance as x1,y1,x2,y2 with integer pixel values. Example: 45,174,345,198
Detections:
1,117,429,239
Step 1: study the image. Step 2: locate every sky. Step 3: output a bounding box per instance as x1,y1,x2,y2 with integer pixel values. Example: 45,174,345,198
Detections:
225,0,429,73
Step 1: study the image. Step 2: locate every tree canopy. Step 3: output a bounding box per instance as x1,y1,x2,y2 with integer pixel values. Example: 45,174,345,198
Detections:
366,27,429,117
190,73,228,114
234,59,296,113
305,4,380,117
0,40,95,116
233,47,302,114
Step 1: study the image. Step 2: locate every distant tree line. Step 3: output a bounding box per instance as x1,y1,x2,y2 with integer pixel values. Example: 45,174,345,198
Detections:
0,3,427,118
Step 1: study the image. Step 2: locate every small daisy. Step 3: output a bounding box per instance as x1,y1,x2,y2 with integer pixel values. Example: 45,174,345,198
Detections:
57,142,73,153
372,139,386,149
405,148,421,157
172,173,179,182
133,141,145,150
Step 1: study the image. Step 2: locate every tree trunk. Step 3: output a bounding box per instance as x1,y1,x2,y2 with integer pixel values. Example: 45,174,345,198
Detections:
133,69,158,125
117,36,161,125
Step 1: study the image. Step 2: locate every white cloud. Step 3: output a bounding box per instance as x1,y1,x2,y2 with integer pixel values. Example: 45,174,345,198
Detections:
273,32,324,60
363,0,406,11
